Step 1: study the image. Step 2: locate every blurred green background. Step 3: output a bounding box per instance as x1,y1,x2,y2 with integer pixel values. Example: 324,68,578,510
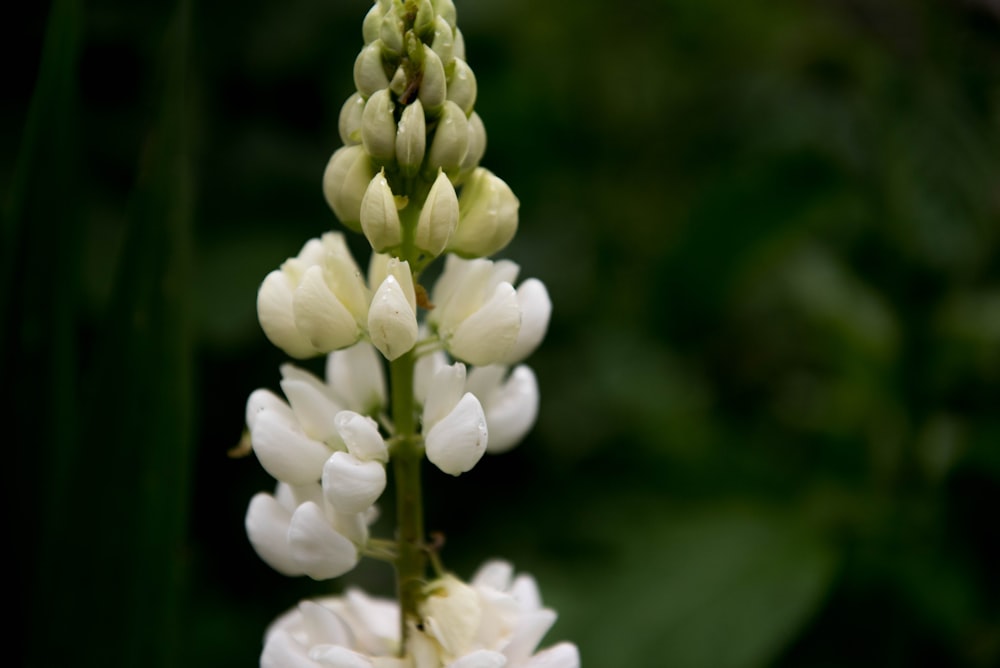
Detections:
5,0,1000,666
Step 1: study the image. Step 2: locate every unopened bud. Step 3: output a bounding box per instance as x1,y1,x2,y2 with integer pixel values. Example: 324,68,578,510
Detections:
450,167,518,257
389,64,408,97
360,170,402,253
396,100,426,175
433,0,457,30
431,17,454,71
414,0,435,36
419,44,447,113
379,6,404,56
416,170,459,257
338,92,365,146
361,88,397,163
447,58,477,116
362,3,384,44
354,41,389,98
459,111,486,176
323,145,376,231
426,101,469,174
453,27,466,62
368,259,418,361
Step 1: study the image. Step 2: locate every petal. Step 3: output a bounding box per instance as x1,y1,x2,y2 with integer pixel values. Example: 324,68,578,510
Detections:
448,282,521,366
502,609,557,665
258,269,319,359
288,502,359,580
421,362,467,432
446,650,507,668
309,645,374,668
509,574,543,612
322,452,387,514
281,378,343,443
482,365,539,454
414,350,448,406
293,265,362,352
245,492,303,576
335,411,388,463
471,560,514,591
262,629,322,668
368,275,418,361
327,342,387,414
251,410,331,484
299,600,352,647
518,643,579,668
246,388,293,431
425,393,488,475
502,279,551,364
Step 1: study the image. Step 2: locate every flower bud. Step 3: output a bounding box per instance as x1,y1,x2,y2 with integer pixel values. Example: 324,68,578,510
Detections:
360,170,402,252
287,501,359,580
447,58,477,116
453,27,466,62
414,0,435,36
396,100,426,175
362,3,385,44
422,362,467,431
354,41,389,98
427,101,469,174
449,167,518,257
415,170,459,257
419,44,447,112
257,269,319,359
323,145,376,231
379,6,404,56
322,451,386,514
503,278,551,364
338,92,365,146
361,89,397,163
431,16,454,70
448,281,521,365
368,259,418,361
425,392,488,475
334,411,388,463
459,111,487,176
433,0,457,30
389,64,408,97
292,265,363,353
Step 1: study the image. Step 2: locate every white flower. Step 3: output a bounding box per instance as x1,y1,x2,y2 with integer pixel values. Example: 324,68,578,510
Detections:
245,482,374,581
261,561,580,668
247,342,386,485
421,362,488,476
368,259,419,361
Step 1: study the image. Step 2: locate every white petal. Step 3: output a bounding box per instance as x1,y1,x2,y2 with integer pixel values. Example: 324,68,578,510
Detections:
293,265,362,352
245,492,303,576
425,393,488,475
449,282,521,366
309,644,374,668
252,410,330,484
519,643,579,668
368,275,418,361
432,258,493,333
281,379,342,443
332,509,370,547
322,452,387,514
423,575,482,658
446,650,507,668
288,502,359,580
327,342,386,414
414,349,448,406
509,574,543,612
343,588,401,656
258,269,319,358
298,600,352,646
262,630,322,668
482,366,539,454
335,411,388,463
502,279,551,364
246,388,293,431
471,560,514,591
503,609,557,665
422,362,467,432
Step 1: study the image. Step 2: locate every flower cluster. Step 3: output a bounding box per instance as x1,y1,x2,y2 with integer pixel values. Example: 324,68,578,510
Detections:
262,561,580,668
241,1,577,666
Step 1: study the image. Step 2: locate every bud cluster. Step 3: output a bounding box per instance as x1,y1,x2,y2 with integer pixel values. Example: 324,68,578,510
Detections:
323,0,517,265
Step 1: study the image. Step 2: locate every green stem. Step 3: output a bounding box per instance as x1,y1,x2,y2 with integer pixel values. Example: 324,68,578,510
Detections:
390,348,425,652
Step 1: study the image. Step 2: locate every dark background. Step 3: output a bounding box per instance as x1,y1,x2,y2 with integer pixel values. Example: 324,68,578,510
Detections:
4,0,1000,666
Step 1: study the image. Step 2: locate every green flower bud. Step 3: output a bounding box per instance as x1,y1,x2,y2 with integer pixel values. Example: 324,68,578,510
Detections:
450,167,518,258
447,58,477,116
379,6,404,56
433,0,457,30
389,64,407,97
414,0,435,36
323,145,376,232
360,169,403,253
362,3,384,44
396,100,426,176
459,111,486,177
453,27,466,62
416,169,459,257
431,16,454,71
419,44,447,113
338,92,365,146
426,100,469,174
361,88,397,163
354,41,389,98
